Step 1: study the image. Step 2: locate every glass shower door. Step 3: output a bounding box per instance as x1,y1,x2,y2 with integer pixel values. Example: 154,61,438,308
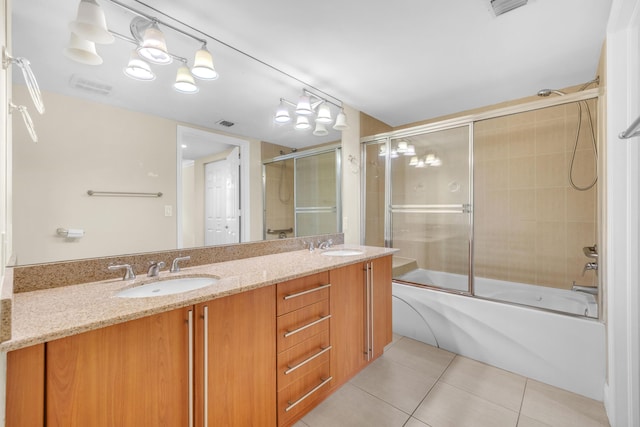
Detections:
295,150,341,237
389,126,472,293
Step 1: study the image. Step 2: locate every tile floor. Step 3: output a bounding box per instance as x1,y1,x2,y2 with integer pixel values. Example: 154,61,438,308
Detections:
294,335,610,427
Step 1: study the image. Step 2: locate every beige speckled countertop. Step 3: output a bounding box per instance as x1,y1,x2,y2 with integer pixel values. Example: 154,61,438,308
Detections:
0,245,396,352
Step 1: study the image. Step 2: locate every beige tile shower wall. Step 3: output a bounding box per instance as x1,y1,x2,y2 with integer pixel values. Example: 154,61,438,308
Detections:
264,160,294,240
364,144,386,247
474,102,598,289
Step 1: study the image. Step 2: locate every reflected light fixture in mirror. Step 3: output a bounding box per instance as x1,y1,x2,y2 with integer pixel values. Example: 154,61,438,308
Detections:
68,0,114,44
123,49,155,80
137,20,172,65
191,44,218,80
174,61,199,94
66,0,219,94
63,33,103,65
275,89,349,133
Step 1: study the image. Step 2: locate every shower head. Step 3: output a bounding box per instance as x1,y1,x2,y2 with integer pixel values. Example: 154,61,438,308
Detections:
537,89,567,97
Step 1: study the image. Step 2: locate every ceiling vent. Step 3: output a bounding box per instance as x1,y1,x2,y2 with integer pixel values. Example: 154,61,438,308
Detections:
69,74,113,96
216,119,235,127
490,0,528,16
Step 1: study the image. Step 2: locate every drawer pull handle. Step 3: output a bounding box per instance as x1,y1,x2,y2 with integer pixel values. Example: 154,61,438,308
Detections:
286,376,333,412
284,315,332,338
284,284,331,300
285,346,332,375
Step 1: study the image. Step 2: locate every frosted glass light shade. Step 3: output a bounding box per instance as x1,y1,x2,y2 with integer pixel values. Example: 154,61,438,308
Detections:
138,22,172,64
174,64,199,94
63,33,103,65
295,94,313,115
275,100,291,123
191,46,218,80
405,144,416,156
313,122,328,136
379,145,387,156
316,102,332,124
397,140,408,153
69,0,114,44
295,115,311,130
123,50,155,81
333,109,349,131
409,156,418,166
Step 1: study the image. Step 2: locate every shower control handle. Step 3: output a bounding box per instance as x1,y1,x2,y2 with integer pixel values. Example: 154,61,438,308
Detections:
582,262,598,275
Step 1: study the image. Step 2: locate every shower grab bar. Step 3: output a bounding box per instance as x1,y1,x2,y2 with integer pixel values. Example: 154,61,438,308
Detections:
619,115,640,139
267,228,293,235
295,206,337,212
391,204,471,214
87,190,163,197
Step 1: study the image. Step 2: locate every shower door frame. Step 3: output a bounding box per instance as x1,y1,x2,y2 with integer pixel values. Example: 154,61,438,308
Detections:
361,87,603,316
262,144,342,239
362,123,475,295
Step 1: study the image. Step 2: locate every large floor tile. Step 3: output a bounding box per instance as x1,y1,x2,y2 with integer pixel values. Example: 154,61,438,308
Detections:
404,417,431,427
520,380,610,427
382,338,455,378
440,355,526,411
301,383,410,427
292,421,310,427
413,382,519,427
350,357,438,414
517,415,552,427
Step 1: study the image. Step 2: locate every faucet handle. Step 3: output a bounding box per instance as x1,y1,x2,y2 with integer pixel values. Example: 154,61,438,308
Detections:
170,256,191,273
147,261,166,277
108,264,136,280
582,261,598,276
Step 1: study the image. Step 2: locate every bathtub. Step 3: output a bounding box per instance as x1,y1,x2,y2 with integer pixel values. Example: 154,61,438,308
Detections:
395,268,598,317
392,277,606,400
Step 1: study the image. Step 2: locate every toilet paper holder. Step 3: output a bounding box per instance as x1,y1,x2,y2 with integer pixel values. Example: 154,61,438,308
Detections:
56,228,84,239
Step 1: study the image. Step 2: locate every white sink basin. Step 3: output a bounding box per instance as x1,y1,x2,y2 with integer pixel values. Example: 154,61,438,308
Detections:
321,249,364,257
116,277,217,298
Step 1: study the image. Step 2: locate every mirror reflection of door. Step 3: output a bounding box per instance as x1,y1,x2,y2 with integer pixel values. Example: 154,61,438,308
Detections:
205,147,240,245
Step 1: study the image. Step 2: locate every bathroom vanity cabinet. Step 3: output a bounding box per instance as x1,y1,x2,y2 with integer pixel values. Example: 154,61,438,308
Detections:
5,254,392,427
330,257,393,389
8,286,275,427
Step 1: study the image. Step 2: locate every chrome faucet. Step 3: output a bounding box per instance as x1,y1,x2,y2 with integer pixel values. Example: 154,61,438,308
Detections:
582,261,598,276
147,261,166,277
170,256,191,273
318,239,334,250
108,264,136,280
304,240,315,252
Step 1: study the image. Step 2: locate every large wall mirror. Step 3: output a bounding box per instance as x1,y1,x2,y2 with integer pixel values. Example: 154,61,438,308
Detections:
10,0,345,265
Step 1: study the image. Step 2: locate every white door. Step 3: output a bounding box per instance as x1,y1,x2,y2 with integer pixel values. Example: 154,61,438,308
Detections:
205,147,240,245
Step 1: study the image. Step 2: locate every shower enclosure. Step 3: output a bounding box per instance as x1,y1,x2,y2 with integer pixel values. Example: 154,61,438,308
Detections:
263,146,342,239
363,92,600,318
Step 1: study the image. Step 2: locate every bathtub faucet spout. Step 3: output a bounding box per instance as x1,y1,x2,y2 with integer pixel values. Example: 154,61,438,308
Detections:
572,283,598,296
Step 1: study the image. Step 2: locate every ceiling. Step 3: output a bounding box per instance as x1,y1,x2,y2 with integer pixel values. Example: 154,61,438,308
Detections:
11,0,612,151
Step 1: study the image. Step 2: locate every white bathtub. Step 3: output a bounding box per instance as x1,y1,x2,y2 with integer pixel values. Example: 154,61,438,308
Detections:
392,279,606,400
395,268,598,317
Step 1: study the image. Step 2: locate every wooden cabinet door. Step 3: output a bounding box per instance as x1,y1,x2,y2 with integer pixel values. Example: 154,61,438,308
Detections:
371,255,393,358
195,285,276,427
329,262,367,388
46,307,192,427
6,344,45,427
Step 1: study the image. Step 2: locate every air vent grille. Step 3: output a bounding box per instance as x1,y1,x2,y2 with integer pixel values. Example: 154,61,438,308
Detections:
69,74,113,96
216,120,235,127
490,0,528,16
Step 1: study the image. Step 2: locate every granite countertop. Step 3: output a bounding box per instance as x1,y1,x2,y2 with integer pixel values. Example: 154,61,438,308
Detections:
0,245,396,352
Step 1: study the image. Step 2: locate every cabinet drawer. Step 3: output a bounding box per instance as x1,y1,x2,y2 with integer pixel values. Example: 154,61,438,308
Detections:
277,299,330,351
278,361,332,425
277,272,330,315
277,329,330,391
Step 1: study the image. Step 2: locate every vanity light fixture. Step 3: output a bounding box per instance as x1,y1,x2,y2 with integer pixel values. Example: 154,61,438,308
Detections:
275,89,349,135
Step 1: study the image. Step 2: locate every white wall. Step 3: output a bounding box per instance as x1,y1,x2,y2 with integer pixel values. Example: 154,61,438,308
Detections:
604,0,640,425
